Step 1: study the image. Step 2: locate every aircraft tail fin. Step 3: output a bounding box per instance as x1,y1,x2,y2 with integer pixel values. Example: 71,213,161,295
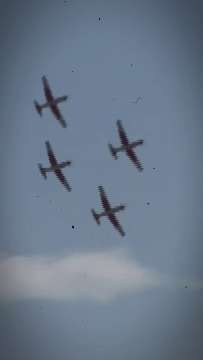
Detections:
38,164,47,179
108,143,118,159
91,209,100,225
34,100,43,116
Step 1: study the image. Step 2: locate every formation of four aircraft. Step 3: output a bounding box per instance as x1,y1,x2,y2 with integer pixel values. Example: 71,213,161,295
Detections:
34,76,144,237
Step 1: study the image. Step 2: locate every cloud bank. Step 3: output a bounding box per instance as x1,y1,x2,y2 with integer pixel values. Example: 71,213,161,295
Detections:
0,248,163,302
0,248,202,302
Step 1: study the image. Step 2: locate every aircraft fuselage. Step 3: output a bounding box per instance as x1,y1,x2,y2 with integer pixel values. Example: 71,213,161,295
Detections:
99,205,125,218
41,96,67,109
118,140,143,153
45,161,71,172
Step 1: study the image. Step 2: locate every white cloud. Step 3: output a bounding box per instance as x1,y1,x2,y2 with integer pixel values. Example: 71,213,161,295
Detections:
0,248,202,303
0,248,162,302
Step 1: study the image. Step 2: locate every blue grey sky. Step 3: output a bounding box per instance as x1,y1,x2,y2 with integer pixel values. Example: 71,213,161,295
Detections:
0,0,203,359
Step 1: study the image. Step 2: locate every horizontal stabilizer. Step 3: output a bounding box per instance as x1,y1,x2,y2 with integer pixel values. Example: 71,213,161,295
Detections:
91,209,100,225
38,164,47,179
34,100,42,116
108,143,117,159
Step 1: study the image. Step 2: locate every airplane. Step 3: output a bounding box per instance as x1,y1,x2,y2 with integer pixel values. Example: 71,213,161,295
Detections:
108,120,144,171
91,186,126,237
38,141,72,191
34,76,68,128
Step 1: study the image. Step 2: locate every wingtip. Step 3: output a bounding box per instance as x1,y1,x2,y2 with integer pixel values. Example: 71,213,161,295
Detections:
65,183,72,192
61,119,67,128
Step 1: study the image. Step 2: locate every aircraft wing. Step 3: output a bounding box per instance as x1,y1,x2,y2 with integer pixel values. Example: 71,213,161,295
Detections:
54,168,71,191
98,186,111,211
126,147,143,171
51,104,67,128
117,120,129,146
108,212,125,237
42,76,53,101
45,141,58,166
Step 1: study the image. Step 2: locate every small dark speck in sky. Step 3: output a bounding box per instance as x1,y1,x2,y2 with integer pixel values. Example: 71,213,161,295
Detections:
185,285,188,288
130,63,134,67
72,225,75,229
153,167,156,170
146,202,150,206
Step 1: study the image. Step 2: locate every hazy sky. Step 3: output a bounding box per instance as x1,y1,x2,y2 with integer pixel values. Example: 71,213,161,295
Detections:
0,0,203,359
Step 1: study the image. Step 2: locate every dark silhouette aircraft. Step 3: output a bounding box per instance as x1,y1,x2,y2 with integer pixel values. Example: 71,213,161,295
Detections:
108,120,144,171
38,141,72,191
34,76,68,128
91,186,126,237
